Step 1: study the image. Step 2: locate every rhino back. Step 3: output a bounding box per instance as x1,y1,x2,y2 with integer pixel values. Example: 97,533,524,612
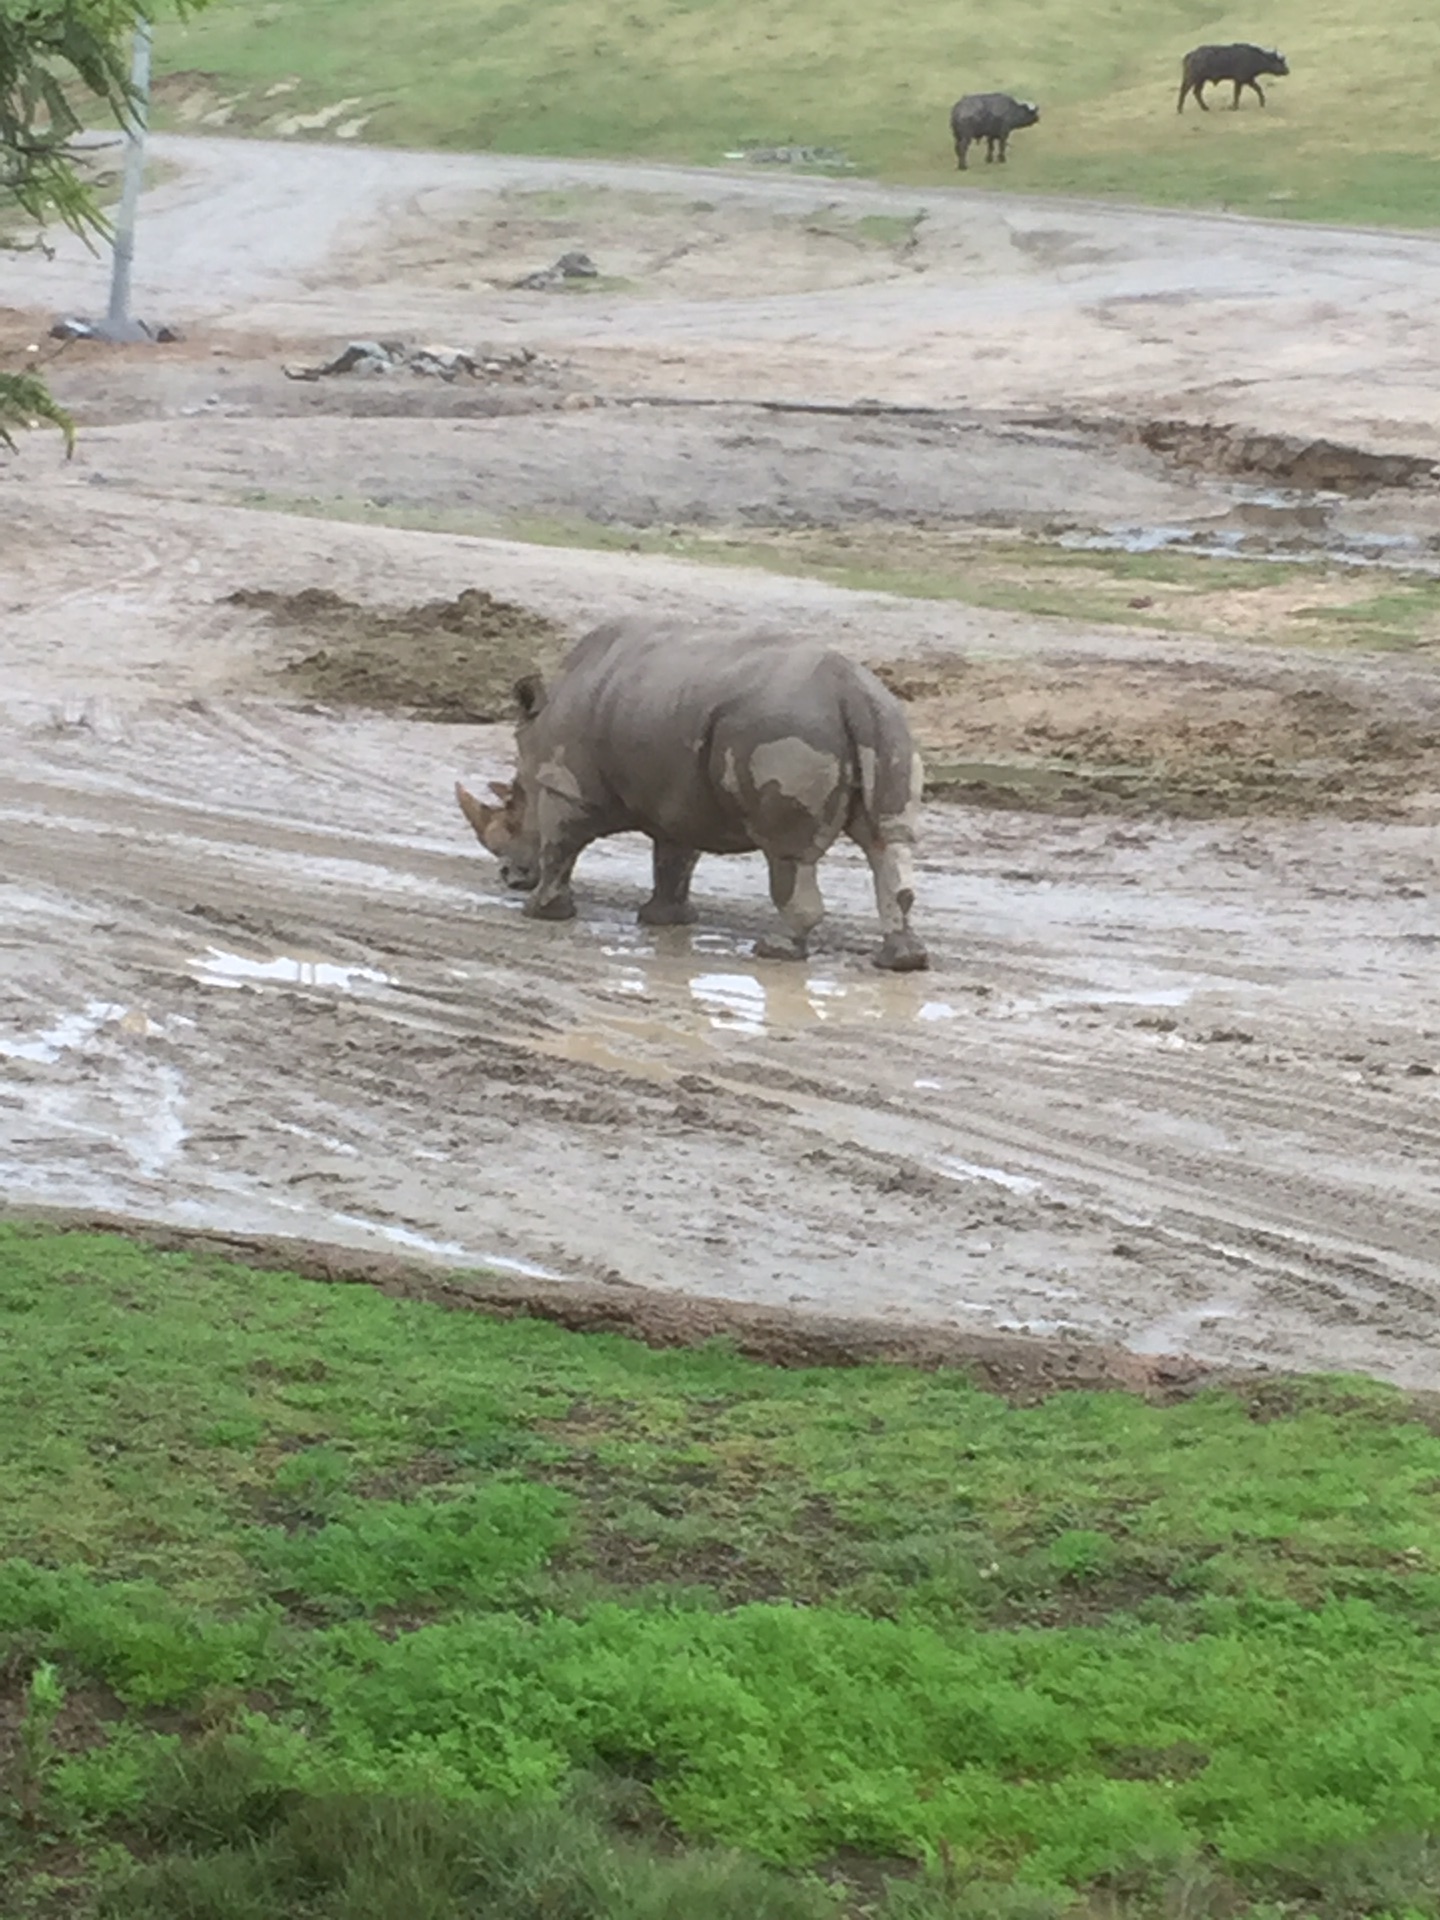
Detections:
535,620,915,853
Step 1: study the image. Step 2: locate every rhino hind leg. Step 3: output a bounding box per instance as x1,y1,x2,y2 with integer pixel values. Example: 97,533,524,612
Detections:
638,840,701,926
868,843,929,972
847,807,928,972
755,854,824,961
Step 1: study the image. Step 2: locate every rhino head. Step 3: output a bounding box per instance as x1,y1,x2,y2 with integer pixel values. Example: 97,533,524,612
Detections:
453,672,549,891
455,776,534,888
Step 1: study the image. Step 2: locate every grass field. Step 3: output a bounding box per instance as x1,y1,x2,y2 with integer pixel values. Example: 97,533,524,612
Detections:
154,0,1440,225
8,1223,1440,1915
230,493,1440,657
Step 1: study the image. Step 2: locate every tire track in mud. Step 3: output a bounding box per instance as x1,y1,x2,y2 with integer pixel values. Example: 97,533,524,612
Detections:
2,698,1436,1384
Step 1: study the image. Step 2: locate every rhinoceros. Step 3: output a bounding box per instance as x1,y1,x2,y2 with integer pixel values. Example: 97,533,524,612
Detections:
455,617,929,971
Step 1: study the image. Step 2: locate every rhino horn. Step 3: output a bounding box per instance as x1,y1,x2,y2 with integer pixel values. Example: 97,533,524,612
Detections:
455,779,496,843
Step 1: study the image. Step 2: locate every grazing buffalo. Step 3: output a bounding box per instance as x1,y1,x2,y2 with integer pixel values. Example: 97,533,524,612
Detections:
949,92,1040,170
455,617,929,971
1177,43,1289,112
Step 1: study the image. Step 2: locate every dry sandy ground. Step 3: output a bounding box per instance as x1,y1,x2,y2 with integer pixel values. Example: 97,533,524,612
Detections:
1,136,1437,1385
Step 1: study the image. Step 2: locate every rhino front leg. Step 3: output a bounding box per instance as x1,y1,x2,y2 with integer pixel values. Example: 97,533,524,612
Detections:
755,854,824,961
523,793,598,922
637,840,701,926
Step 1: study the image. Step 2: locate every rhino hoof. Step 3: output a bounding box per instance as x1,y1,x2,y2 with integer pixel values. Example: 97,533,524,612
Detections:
637,898,699,927
875,932,929,973
753,934,806,962
523,890,577,922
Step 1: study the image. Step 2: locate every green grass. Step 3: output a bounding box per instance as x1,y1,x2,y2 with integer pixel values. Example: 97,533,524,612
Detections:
8,1223,1440,1915
220,493,1440,657
155,0,1440,225
507,516,1440,654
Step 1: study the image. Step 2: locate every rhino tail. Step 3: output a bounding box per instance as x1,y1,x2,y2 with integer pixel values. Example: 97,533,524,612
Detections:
841,676,922,843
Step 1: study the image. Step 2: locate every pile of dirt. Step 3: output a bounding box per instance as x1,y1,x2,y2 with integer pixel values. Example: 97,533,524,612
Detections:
1135,421,1437,495
875,656,1440,818
282,339,562,382
227,585,569,721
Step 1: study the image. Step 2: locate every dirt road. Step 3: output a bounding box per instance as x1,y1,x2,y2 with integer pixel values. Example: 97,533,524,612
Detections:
10,132,1440,441
2,135,1437,1384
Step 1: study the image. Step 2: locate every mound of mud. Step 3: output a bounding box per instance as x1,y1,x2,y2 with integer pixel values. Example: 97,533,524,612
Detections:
228,585,568,722
1136,421,1436,495
876,658,1440,819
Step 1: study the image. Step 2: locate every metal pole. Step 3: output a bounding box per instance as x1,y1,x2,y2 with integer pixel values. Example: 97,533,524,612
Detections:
106,20,153,329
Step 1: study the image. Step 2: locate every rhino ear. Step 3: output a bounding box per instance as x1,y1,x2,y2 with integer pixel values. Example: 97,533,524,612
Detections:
512,673,547,720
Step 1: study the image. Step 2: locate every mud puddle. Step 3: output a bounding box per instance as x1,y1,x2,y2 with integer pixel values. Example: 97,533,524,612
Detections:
228,584,566,720
191,945,395,991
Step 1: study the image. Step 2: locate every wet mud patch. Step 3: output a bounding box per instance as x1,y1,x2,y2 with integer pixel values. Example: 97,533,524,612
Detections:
227,584,568,720
1134,421,1438,495
874,656,1440,818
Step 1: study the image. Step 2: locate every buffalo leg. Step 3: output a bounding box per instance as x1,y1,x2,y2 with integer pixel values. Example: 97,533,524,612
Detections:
522,794,597,922
1177,79,1190,112
638,840,700,926
1194,80,1209,110
955,137,969,169
754,854,824,961
996,133,1008,163
1247,78,1265,106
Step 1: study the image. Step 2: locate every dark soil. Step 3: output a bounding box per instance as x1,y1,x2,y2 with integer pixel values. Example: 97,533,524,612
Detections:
874,656,1440,819
1134,420,1439,494
226,585,569,721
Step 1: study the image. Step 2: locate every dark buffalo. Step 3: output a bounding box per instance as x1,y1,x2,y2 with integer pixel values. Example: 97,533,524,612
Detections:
1177,43,1289,112
949,92,1040,170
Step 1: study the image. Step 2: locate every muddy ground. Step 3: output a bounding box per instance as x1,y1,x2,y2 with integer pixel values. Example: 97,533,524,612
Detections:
1,137,1437,1386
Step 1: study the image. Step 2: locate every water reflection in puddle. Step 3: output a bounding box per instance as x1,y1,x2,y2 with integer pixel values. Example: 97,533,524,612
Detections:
329,1210,561,1279
192,948,392,992
933,1154,1042,1198
1130,1298,1244,1354
690,972,768,1034
0,999,127,1063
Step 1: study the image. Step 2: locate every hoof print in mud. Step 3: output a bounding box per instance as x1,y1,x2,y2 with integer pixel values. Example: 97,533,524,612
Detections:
753,935,808,963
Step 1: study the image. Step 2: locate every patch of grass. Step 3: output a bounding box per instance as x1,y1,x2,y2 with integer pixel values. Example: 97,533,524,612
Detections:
9,1223,1440,1912
218,494,1440,659
803,209,926,250
98,1757,870,1919
1297,586,1440,651
155,0,1440,226
506,516,1440,654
